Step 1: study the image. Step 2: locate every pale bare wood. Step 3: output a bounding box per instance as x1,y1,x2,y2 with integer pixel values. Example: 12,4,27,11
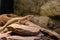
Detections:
19,20,60,40
7,36,37,40
7,23,40,35
0,31,11,38
0,15,60,39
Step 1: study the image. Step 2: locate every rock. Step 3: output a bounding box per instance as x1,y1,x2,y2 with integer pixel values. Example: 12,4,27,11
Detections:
31,16,53,29
48,18,60,30
40,0,60,16
54,28,60,34
14,0,51,16
52,20,60,34
14,0,60,16
7,23,40,36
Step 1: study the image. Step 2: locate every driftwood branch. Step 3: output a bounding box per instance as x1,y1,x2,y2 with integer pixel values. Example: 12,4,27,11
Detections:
19,20,60,40
0,15,60,40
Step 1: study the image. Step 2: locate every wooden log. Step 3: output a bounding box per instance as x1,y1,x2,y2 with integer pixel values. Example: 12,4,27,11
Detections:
19,20,60,40
7,19,60,39
7,23,40,36
7,36,37,40
0,31,11,38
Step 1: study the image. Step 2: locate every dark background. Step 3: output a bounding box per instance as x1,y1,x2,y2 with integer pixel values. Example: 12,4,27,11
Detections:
1,0,13,14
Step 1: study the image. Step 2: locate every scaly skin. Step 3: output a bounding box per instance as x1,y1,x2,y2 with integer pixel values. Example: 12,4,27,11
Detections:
0,15,33,33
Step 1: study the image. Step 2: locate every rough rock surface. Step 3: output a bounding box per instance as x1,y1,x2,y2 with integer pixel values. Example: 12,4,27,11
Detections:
40,0,60,16
30,16,53,29
54,28,60,34
14,0,51,16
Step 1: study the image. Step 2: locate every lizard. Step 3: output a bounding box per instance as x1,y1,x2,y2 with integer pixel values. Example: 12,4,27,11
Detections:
0,15,33,33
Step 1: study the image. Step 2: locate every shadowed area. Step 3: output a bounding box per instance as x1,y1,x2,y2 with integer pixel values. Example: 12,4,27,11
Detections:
1,0,13,14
